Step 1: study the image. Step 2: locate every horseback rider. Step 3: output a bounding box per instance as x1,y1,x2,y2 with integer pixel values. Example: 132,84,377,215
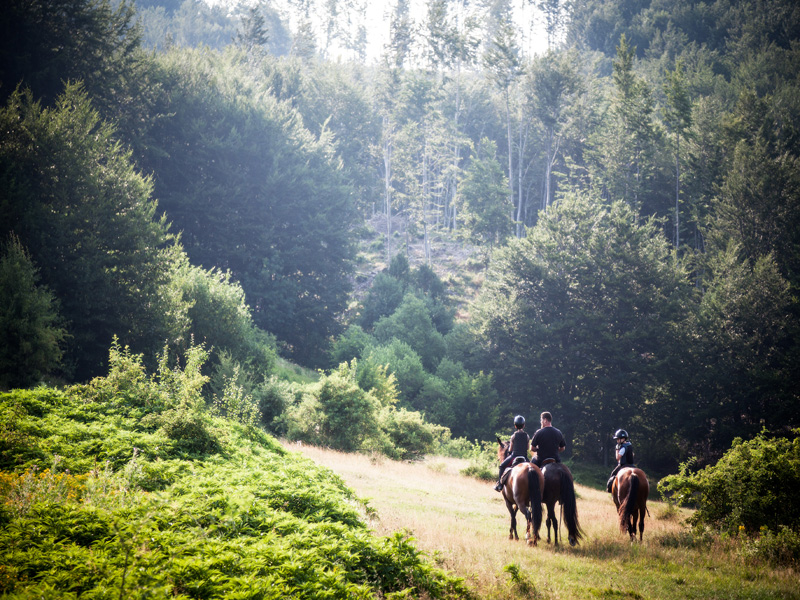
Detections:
531,411,566,467
607,429,635,492
494,415,530,491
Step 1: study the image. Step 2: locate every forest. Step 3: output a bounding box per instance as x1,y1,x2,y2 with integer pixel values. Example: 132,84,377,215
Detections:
2,0,800,477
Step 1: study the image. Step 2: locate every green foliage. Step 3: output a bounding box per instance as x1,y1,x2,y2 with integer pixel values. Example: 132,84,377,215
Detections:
138,48,357,366
162,249,277,378
458,138,513,247
0,354,471,599
329,323,373,367
283,361,379,452
0,0,142,107
211,364,262,429
253,376,295,433
374,294,447,371
0,84,171,380
458,440,498,481
359,272,405,329
659,430,800,534
739,525,800,567
474,193,693,464
376,407,448,461
0,235,66,389
364,340,427,404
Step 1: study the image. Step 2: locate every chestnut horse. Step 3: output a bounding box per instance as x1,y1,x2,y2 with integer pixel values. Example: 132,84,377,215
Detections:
541,461,583,546
611,467,650,541
496,438,543,545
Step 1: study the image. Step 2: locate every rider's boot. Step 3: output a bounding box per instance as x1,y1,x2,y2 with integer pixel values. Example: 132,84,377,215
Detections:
494,480,503,492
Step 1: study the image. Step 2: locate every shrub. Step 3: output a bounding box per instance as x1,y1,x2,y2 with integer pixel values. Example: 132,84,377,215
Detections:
211,364,261,428
659,429,800,534
377,407,448,461
254,376,294,432
459,440,499,481
740,525,800,566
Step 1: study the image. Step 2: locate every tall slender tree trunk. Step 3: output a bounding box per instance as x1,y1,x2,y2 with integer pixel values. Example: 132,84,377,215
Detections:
383,116,393,266
675,133,680,250
505,90,518,238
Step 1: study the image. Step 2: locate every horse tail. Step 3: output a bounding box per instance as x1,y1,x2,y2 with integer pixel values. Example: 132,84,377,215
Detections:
619,472,639,533
528,466,542,533
560,470,583,544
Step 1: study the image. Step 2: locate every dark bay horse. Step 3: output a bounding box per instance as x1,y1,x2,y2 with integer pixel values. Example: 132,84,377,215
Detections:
541,461,583,546
496,438,544,546
612,467,650,541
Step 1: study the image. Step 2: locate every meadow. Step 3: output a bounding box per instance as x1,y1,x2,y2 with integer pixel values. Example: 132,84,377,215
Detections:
290,443,800,600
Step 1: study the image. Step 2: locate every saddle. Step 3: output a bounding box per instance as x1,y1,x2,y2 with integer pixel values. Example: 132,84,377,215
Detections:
540,458,556,466
500,457,529,485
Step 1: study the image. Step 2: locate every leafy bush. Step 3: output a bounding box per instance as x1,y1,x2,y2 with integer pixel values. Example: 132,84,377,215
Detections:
283,361,380,452
457,440,499,481
211,364,261,428
739,525,800,566
659,429,800,534
377,407,448,461
254,376,295,432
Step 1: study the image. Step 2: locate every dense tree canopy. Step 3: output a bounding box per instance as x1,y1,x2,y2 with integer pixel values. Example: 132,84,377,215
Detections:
1,0,799,469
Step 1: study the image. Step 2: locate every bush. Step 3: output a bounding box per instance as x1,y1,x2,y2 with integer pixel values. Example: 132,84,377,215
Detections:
458,440,499,481
659,429,800,534
254,376,294,432
377,407,448,461
283,361,379,452
740,525,800,566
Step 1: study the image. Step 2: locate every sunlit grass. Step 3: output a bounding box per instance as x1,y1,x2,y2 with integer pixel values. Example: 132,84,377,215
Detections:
289,443,800,600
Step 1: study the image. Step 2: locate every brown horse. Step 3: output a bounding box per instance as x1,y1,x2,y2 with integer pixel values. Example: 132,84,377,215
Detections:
611,467,650,541
541,462,583,546
496,438,544,545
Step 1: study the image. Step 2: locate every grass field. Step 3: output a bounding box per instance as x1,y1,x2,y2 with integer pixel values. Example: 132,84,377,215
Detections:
287,443,800,600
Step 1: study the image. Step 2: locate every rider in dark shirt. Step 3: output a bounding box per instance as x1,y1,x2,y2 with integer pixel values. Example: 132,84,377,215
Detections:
494,415,530,491
530,411,566,467
607,429,635,492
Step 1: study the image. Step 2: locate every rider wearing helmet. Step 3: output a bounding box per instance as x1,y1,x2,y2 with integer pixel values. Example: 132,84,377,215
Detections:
494,415,530,491
607,429,635,492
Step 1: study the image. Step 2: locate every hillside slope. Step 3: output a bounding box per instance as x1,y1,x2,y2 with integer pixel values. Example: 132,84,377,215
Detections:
0,384,471,599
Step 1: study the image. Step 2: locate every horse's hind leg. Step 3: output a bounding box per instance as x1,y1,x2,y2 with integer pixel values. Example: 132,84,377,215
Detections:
638,509,645,541
509,511,518,540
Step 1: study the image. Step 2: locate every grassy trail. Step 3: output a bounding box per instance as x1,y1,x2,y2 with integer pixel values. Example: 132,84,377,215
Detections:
287,443,800,600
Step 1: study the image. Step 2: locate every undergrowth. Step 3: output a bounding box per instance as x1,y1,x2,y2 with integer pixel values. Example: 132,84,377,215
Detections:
0,343,473,599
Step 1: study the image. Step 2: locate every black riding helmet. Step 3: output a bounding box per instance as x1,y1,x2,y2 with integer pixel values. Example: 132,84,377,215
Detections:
513,415,525,428
614,429,629,440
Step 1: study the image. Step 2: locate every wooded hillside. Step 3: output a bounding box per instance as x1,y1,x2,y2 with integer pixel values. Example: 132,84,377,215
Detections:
1,0,799,473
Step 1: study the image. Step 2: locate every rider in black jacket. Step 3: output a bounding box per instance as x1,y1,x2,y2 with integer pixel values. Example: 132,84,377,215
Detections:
607,429,635,492
494,415,530,491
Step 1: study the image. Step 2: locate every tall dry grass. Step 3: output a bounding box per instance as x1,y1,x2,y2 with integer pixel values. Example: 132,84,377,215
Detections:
287,442,800,599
